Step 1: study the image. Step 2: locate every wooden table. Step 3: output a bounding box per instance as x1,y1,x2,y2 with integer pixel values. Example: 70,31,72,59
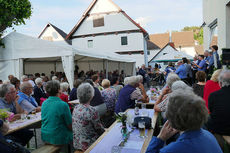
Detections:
68,99,80,105
6,112,42,135
85,109,158,153
223,136,230,145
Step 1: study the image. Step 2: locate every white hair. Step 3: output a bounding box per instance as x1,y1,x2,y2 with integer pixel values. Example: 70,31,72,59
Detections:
171,80,192,92
60,82,69,92
218,69,230,87
0,84,15,98
128,76,139,86
35,77,43,85
77,83,95,104
20,82,32,92
52,76,58,81
3,80,10,84
136,75,143,83
124,77,130,85
166,73,180,88
21,75,28,82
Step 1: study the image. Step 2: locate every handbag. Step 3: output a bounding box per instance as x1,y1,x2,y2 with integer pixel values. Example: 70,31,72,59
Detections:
0,138,30,153
132,116,152,129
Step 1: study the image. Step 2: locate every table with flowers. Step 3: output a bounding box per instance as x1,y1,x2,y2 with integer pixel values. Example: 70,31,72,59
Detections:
7,112,41,135
85,109,158,153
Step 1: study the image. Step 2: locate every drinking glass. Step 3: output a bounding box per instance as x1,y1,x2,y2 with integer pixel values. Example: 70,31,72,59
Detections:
138,121,146,138
142,103,146,109
111,146,121,153
21,114,26,120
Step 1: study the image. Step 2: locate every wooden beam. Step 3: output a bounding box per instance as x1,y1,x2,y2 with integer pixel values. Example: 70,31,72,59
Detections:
71,29,142,39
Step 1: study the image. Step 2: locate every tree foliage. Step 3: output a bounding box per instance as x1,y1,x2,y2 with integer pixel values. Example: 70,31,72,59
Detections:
181,26,203,45
0,0,32,46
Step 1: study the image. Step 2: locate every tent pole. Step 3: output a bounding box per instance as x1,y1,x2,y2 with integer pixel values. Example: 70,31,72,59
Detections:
54,62,57,72
106,60,108,79
118,62,120,74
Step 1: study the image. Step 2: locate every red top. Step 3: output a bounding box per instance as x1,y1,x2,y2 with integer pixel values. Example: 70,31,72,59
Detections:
60,93,72,110
203,80,220,111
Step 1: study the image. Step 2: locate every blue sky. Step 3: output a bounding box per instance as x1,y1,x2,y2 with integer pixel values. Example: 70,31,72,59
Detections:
6,0,203,37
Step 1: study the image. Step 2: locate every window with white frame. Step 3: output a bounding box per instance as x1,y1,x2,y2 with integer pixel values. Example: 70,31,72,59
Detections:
88,40,93,48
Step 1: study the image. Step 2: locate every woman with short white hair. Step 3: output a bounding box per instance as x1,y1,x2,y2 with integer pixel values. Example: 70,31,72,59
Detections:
115,76,149,113
101,79,116,112
72,83,104,151
33,77,47,104
59,82,71,110
154,73,180,112
146,90,222,153
155,80,192,112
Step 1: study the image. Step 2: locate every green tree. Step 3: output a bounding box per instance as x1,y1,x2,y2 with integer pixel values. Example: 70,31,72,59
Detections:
0,0,32,46
182,26,203,45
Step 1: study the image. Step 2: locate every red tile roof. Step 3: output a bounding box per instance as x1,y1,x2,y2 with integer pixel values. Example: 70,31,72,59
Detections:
149,31,195,49
172,31,195,48
195,45,204,55
149,33,170,49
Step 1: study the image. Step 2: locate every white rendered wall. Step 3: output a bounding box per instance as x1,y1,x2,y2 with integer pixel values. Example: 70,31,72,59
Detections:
72,32,144,53
203,0,230,52
74,13,139,36
40,26,65,42
177,47,196,57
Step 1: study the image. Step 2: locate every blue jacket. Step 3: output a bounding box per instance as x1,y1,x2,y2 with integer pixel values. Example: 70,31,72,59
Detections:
175,64,187,79
115,85,136,113
146,129,222,153
18,91,38,107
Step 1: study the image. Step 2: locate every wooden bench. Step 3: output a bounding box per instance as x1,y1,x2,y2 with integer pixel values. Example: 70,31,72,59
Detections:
223,136,230,145
32,144,62,153
74,150,84,153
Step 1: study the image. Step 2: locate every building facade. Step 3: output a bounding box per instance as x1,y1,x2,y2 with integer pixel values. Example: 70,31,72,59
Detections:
66,0,158,67
203,0,230,53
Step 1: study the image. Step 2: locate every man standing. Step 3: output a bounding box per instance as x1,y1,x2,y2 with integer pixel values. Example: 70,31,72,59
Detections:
193,55,207,72
138,64,149,87
175,60,188,83
211,45,221,69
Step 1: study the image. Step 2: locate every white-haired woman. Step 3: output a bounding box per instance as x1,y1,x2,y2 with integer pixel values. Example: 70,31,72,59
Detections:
33,77,47,105
72,83,104,151
60,82,71,110
146,90,222,153
155,80,192,112
101,79,116,112
115,76,149,113
154,73,180,112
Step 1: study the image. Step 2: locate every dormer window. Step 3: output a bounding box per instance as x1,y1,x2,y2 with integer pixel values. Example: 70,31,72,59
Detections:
93,15,104,27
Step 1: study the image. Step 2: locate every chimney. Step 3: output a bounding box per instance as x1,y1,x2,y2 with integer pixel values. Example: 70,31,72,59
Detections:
169,30,172,42
169,42,175,48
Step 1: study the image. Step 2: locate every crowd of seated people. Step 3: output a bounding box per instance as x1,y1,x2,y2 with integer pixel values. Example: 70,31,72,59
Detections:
0,62,229,153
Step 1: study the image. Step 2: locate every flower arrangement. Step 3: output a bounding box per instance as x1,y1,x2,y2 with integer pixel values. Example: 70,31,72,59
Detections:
116,112,128,139
150,88,157,94
150,87,160,95
0,109,14,122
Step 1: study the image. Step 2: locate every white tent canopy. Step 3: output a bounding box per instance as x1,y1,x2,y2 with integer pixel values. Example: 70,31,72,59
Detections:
0,32,136,88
